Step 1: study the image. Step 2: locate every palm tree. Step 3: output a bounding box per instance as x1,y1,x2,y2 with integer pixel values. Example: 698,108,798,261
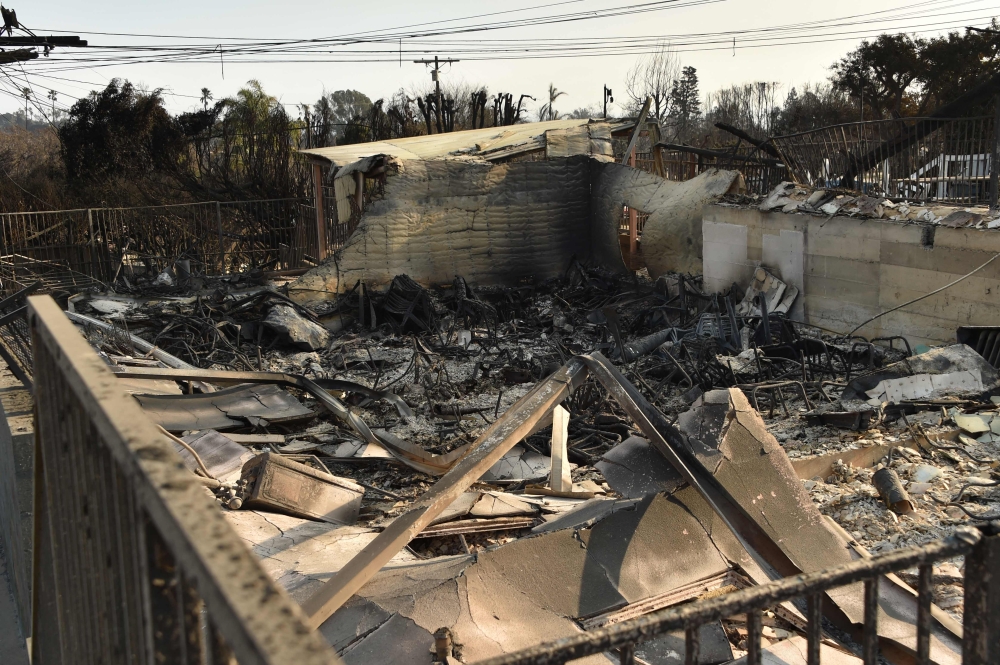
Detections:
538,83,568,121
200,87,213,111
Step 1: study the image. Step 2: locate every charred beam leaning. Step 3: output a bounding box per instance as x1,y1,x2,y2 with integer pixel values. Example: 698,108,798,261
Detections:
656,142,785,168
713,122,783,159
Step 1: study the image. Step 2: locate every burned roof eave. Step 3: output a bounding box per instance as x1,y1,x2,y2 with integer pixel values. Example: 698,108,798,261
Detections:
297,118,636,168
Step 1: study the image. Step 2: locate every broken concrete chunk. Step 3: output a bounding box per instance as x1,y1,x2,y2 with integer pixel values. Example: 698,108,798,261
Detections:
952,411,991,435
264,303,331,351
911,464,942,483
841,344,999,406
239,453,364,525
864,370,984,406
735,267,787,317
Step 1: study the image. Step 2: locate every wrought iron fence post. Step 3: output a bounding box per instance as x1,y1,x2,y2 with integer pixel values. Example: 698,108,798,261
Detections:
215,201,224,274
988,95,999,212
963,521,1000,664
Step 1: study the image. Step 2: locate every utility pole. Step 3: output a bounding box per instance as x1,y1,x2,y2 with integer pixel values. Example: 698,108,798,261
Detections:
604,85,614,119
413,55,459,133
21,87,28,128
47,88,55,117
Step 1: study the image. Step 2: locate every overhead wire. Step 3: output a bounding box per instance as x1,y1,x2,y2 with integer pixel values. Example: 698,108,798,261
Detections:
28,14,1000,71
23,4,1000,72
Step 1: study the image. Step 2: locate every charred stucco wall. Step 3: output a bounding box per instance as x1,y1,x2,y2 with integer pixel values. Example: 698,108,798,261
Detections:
703,204,1000,346
590,164,741,278
291,157,740,299
293,156,597,296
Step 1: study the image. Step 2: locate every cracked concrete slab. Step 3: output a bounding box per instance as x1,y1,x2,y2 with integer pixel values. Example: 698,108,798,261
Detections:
596,436,683,498
321,554,614,664
319,492,729,664
223,510,417,603
677,388,962,664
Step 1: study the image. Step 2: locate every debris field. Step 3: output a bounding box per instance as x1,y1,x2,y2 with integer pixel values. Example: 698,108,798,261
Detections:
59,255,1000,664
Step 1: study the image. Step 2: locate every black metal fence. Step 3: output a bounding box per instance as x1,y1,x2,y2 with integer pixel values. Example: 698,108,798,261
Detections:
772,115,997,205
28,295,342,664
473,524,1000,665
0,198,323,286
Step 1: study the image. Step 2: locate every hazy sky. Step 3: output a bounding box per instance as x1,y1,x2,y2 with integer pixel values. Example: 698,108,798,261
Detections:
5,0,999,119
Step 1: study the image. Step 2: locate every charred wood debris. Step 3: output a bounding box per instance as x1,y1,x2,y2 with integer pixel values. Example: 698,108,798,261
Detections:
66,259,1000,633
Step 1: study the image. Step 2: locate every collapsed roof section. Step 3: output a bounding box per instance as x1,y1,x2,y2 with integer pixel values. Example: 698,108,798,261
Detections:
298,119,634,167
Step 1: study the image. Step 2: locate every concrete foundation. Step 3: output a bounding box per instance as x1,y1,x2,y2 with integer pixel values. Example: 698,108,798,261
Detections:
703,204,1000,346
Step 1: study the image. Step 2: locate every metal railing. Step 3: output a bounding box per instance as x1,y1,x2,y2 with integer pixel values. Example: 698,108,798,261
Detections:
772,115,997,205
474,524,1000,665
27,294,341,665
0,198,329,285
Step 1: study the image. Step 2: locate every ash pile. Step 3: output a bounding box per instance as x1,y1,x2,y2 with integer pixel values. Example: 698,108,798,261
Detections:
58,260,1000,665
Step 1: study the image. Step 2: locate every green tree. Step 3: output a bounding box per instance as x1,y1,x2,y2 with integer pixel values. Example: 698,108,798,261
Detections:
214,79,301,198
831,34,925,118
538,83,568,121
919,23,1000,113
59,79,185,188
670,67,700,119
328,90,372,137
773,83,858,134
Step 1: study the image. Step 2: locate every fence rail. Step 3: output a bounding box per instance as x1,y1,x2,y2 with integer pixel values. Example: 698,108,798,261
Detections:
28,295,341,665
474,524,1000,665
772,115,997,205
0,197,343,288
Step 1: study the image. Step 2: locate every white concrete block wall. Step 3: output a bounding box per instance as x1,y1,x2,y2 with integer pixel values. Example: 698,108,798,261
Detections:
702,204,1000,346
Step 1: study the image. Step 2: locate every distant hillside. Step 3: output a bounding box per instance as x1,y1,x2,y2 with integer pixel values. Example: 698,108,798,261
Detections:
0,112,57,132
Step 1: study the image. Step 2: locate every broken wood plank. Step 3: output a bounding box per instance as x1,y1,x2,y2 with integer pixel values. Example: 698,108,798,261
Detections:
549,404,572,491
221,433,286,445
415,517,537,538
525,485,595,499
621,96,652,166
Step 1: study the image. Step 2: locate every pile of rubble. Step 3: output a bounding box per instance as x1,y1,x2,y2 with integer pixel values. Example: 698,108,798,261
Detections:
748,181,1000,229
56,259,1000,663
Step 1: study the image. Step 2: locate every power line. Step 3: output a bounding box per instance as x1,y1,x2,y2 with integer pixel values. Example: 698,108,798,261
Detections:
20,4,1000,71
25,14,1000,71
